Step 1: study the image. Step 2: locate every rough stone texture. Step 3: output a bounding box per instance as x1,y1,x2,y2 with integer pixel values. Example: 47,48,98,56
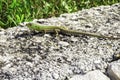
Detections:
0,3,120,80
107,60,120,80
70,70,110,80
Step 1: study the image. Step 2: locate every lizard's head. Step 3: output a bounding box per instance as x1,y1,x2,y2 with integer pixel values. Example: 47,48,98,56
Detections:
26,23,33,27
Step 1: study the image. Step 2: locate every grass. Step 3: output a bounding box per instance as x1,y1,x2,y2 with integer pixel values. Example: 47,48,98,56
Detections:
0,0,120,28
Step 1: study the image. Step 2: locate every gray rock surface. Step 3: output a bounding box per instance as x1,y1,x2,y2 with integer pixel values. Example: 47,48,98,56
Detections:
0,3,120,80
70,70,110,80
107,60,120,80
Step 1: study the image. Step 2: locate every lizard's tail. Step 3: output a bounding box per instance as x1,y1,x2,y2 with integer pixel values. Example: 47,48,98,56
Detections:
61,29,120,39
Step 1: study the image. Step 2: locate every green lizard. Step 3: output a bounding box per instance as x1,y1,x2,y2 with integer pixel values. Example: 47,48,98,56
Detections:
26,22,120,39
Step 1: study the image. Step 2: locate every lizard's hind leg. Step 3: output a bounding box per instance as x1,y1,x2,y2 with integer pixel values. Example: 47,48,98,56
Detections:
55,29,60,36
55,29,61,39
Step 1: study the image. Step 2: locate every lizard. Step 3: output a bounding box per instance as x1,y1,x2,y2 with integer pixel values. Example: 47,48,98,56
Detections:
25,22,120,39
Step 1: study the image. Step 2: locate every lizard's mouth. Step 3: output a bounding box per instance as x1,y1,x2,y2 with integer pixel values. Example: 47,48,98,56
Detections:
19,22,31,27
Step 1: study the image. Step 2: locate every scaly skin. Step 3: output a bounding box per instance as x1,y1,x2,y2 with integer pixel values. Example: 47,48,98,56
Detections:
26,23,120,39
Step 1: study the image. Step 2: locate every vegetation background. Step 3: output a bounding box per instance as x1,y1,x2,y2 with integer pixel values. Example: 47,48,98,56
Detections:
0,0,120,28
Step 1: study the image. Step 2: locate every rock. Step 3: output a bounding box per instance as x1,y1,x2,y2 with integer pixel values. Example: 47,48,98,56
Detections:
58,41,69,47
71,36,78,42
107,62,120,80
70,70,110,80
0,3,120,80
112,53,120,61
